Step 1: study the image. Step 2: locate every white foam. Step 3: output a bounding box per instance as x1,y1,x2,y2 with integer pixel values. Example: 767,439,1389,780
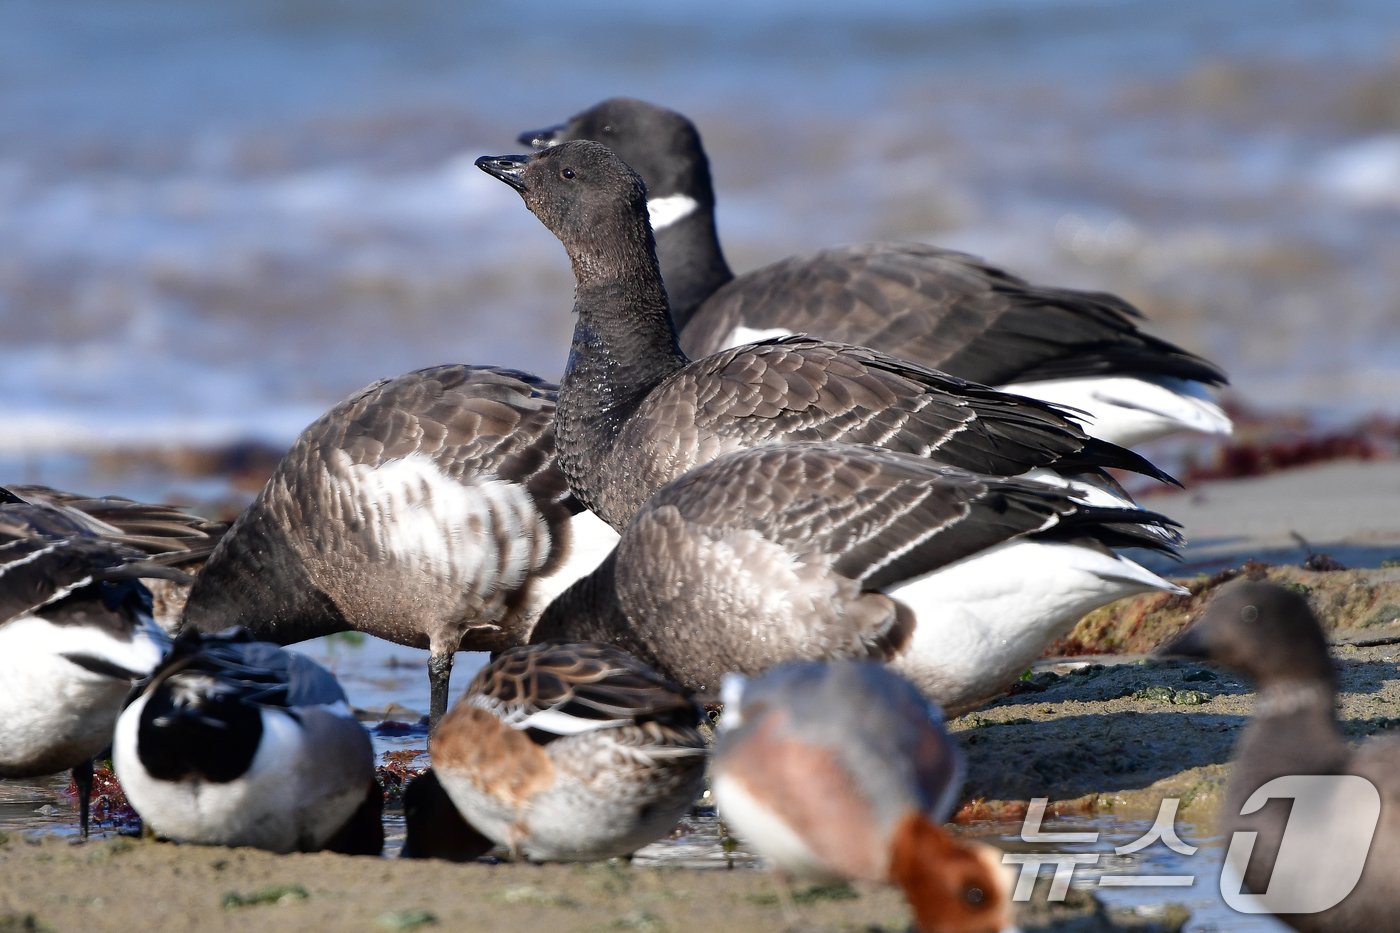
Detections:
1314,135,1400,208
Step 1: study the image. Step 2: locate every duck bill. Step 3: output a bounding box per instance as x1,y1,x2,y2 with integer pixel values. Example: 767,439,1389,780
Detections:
474,154,531,192
517,123,565,150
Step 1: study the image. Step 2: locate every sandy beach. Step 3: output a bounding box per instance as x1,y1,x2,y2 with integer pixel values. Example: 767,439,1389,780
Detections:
1,458,1397,932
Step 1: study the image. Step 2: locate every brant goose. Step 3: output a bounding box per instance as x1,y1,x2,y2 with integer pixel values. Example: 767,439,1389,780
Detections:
0,495,172,835
6,484,227,630
533,442,1184,713
113,628,382,854
1162,580,1400,932
712,660,1013,933
475,141,1178,533
431,641,708,862
519,98,1231,447
179,365,619,728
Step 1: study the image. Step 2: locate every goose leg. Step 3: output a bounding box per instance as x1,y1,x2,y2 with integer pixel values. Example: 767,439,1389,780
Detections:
428,649,454,736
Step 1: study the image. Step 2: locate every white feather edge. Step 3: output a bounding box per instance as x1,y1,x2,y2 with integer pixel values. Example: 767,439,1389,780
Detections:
705,325,1231,448
338,453,619,617
999,375,1232,447
724,325,796,349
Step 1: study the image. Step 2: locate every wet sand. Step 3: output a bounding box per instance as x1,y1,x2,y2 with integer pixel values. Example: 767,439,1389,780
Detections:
3,459,1398,932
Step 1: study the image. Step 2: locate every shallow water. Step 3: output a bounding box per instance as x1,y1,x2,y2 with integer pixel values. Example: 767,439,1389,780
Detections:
4,0,1400,498
3,783,1283,931
1001,819,1286,932
0,636,1292,931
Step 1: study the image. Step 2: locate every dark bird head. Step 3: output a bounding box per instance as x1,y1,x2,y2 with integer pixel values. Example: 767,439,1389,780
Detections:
516,98,708,204
476,141,653,280
1159,580,1337,690
136,667,264,782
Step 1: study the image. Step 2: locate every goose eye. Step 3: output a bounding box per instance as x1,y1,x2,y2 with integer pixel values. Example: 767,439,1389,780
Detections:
561,167,576,180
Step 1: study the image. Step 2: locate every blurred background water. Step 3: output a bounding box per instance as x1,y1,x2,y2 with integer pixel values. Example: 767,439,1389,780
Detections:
3,0,1399,503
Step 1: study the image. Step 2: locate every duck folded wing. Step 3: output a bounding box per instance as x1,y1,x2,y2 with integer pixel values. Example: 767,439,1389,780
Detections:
0,506,191,626
147,630,350,711
311,366,564,491
467,642,702,738
5,484,227,568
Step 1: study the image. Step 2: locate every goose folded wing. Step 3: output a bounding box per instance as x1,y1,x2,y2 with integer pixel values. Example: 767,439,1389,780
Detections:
685,243,1226,387
665,336,1175,484
294,364,572,512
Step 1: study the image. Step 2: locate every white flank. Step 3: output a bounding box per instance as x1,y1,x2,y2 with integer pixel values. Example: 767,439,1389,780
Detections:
322,699,357,720
0,612,165,772
998,375,1233,447
885,539,1186,713
338,452,552,613
525,509,620,611
646,193,700,231
433,766,515,853
722,325,795,351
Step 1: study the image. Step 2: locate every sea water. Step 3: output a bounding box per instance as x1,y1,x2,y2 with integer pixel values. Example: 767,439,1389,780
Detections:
2,0,1400,499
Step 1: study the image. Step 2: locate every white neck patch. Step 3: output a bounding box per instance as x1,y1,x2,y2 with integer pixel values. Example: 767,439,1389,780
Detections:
726,325,794,350
647,194,700,231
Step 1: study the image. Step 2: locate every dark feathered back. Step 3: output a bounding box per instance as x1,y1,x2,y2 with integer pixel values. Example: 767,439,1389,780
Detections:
140,628,348,711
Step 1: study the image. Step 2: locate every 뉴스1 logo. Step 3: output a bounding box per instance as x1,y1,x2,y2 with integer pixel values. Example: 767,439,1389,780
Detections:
1005,775,1380,916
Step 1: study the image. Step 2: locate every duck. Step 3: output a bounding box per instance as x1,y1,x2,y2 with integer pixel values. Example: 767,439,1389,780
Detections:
430,641,708,862
711,659,1014,933
533,442,1185,714
3,483,227,630
0,494,173,835
1161,580,1400,932
112,627,383,854
178,364,619,728
475,141,1179,534
518,97,1231,448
